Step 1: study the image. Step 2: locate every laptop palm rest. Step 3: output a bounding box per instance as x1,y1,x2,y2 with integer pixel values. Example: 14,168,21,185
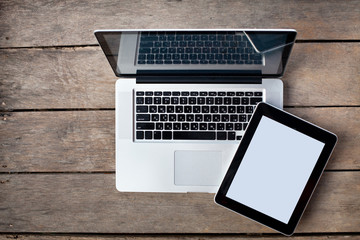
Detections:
174,151,222,186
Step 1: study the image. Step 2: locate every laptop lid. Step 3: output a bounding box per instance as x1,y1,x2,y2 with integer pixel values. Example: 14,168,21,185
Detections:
94,29,296,78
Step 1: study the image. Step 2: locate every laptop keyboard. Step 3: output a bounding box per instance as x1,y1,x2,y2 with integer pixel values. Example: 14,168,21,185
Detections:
135,90,263,141
137,31,263,65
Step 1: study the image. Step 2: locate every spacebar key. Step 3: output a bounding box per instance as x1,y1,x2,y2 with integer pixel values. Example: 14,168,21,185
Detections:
173,131,215,140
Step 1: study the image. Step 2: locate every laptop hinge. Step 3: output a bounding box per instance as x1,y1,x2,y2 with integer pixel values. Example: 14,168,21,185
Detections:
136,75,262,84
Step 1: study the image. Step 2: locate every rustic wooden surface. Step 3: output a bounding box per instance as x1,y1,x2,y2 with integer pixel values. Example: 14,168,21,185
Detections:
0,0,359,239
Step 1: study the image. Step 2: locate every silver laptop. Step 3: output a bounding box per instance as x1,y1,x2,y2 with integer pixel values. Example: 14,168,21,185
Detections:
95,29,297,193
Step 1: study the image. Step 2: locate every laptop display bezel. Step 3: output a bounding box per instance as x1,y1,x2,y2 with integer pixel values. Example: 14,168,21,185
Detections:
94,29,297,78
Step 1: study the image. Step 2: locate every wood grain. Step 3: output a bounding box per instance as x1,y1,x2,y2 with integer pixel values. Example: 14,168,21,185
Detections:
1,43,359,110
1,235,359,240
1,0,360,48
0,107,359,173
0,172,359,233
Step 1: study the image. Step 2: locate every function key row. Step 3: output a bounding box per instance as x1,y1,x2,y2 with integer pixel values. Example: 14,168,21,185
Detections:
136,91,262,97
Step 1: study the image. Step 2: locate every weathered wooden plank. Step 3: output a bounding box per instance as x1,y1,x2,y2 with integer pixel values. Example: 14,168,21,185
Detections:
1,235,359,240
0,172,359,233
1,0,360,48
1,43,359,110
0,107,358,173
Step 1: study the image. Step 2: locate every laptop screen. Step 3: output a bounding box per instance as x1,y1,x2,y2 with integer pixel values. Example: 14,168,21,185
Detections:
95,30,296,77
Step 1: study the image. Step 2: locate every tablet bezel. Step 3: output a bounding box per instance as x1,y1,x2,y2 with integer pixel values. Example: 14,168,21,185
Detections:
215,102,337,236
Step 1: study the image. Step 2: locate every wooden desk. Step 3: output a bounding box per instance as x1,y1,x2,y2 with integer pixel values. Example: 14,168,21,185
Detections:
1,1,359,239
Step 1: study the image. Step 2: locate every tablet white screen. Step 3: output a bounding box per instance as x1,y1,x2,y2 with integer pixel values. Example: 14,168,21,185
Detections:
226,116,325,224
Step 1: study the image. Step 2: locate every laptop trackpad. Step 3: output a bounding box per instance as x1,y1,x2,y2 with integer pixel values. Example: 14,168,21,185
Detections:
174,151,222,186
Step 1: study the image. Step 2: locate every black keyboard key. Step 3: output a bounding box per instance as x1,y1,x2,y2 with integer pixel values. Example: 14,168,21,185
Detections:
162,131,172,140
246,106,254,113
153,97,161,105
162,97,170,104
233,97,240,104
156,123,163,130
228,106,236,113
158,106,166,113
181,91,190,96
211,106,219,113
217,123,225,130
191,123,198,130
145,91,153,96
215,97,223,104
154,91,162,96
230,114,238,122
224,97,231,104
136,114,150,121
172,91,180,96
197,97,205,104
254,92,263,96
235,123,242,130
200,123,207,130
145,131,152,139
145,97,152,104
217,132,226,140
139,48,151,54
186,114,194,122
219,106,227,113
136,97,144,104
202,106,209,113
154,131,161,139
213,114,220,122
250,97,263,105
167,106,174,113
189,97,196,104
152,114,159,121
226,123,234,130
160,114,168,121
239,115,247,122
195,114,203,122
173,131,215,140
182,123,190,130
180,97,187,104
163,91,171,96
237,106,245,113
169,114,176,121
208,123,216,130
245,92,253,96
241,97,249,105
228,132,236,140
204,114,211,122
193,106,200,113
221,114,230,122
200,92,208,96
136,131,144,139
165,123,172,130
171,97,179,104
178,114,185,121
136,106,148,113
184,106,192,113
136,91,145,96
175,106,183,113
173,123,181,130
136,123,154,130
236,136,242,141
206,97,214,104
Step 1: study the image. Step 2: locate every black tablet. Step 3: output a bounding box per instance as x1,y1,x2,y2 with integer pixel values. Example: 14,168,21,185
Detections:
215,102,337,236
